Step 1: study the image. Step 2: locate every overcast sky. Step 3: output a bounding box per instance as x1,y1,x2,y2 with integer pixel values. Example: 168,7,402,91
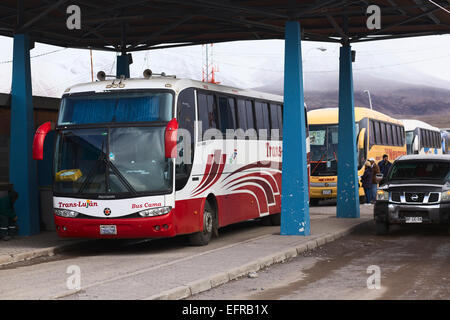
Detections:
0,33,449,97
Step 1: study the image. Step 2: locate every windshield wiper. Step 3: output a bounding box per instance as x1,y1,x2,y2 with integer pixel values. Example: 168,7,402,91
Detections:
108,159,137,195
77,140,136,195
78,141,106,194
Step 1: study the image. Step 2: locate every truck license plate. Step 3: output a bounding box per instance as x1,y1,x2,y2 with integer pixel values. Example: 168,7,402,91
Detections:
405,217,422,223
100,225,117,235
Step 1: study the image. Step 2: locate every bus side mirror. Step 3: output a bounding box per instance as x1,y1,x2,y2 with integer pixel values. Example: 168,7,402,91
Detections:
32,121,54,160
165,118,178,158
358,128,366,149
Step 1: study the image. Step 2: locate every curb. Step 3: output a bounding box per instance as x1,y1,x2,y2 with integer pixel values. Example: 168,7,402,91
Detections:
144,220,370,300
0,242,85,267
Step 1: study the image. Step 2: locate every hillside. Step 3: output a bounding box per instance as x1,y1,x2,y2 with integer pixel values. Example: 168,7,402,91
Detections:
254,76,450,128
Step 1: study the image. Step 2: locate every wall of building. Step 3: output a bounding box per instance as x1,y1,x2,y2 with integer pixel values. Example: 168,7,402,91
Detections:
0,93,60,182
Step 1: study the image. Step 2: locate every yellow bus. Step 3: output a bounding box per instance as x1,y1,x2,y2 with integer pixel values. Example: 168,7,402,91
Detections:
308,107,407,205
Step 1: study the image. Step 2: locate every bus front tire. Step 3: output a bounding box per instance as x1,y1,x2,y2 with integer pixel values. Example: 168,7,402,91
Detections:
189,201,215,246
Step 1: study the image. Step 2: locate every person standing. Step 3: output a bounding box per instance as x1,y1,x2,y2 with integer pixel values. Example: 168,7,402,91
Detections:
378,154,392,179
369,158,380,204
361,161,373,205
0,184,18,241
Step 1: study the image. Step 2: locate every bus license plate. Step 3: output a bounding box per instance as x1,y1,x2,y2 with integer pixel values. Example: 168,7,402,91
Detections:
405,217,422,223
100,225,117,235
322,190,332,195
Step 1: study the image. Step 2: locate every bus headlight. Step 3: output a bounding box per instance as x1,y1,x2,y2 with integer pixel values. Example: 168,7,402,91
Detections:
138,206,172,217
55,208,80,218
441,191,450,202
376,190,389,201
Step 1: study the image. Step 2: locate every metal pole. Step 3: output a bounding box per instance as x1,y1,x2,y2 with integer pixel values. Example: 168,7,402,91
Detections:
336,43,360,219
364,89,373,109
10,33,40,235
280,21,310,236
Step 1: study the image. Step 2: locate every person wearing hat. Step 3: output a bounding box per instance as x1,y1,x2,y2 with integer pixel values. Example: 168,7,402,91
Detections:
0,184,18,241
368,158,380,204
360,161,373,204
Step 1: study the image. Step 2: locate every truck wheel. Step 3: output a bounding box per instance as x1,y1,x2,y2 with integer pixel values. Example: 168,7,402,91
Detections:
375,221,389,235
189,201,215,246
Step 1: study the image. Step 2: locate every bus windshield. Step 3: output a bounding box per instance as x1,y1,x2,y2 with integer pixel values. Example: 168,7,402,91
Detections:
309,124,339,176
58,91,173,125
54,126,173,196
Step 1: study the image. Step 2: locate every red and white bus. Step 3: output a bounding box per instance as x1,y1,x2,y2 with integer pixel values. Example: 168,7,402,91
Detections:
33,73,309,245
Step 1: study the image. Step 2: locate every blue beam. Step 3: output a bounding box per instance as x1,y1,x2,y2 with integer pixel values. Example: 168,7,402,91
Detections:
281,21,310,236
336,44,360,218
116,53,131,78
9,34,40,236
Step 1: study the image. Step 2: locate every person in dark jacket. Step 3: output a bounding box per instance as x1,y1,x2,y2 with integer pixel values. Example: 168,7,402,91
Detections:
369,158,380,203
0,184,18,241
361,161,373,204
378,154,392,179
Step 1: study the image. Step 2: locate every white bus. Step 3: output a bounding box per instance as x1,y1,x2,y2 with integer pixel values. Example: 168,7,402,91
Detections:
402,119,443,155
33,72,309,245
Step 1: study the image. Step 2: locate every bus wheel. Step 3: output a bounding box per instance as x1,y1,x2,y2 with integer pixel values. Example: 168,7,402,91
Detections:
189,201,215,246
310,199,319,206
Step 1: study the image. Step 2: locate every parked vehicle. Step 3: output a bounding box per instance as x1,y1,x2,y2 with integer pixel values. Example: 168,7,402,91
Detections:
32,72,310,245
308,107,406,205
374,155,450,235
402,119,443,155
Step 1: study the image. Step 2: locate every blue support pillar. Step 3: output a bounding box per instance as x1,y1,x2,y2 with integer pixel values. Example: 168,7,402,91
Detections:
9,34,40,236
336,44,360,218
116,53,132,78
280,21,310,236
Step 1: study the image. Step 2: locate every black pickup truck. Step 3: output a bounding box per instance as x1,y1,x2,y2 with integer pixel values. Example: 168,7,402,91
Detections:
374,155,450,235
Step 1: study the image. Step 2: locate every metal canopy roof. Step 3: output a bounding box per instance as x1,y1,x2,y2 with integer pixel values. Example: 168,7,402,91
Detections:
0,0,449,52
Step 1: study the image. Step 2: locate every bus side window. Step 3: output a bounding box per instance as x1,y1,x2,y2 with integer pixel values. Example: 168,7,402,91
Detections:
245,100,255,134
386,123,393,145
401,127,405,146
197,92,218,140
392,125,397,146
198,93,209,138
424,129,429,148
236,99,247,131
255,101,270,140
270,103,281,140
380,122,387,145
374,121,381,145
420,129,425,148
254,101,264,132
176,88,195,191
434,132,439,148
228,98,237,131
217,96,236,135
369,120,375,147
278,104,283,135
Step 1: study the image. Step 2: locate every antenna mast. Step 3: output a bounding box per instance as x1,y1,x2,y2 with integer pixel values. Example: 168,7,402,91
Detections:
202,43,220,84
